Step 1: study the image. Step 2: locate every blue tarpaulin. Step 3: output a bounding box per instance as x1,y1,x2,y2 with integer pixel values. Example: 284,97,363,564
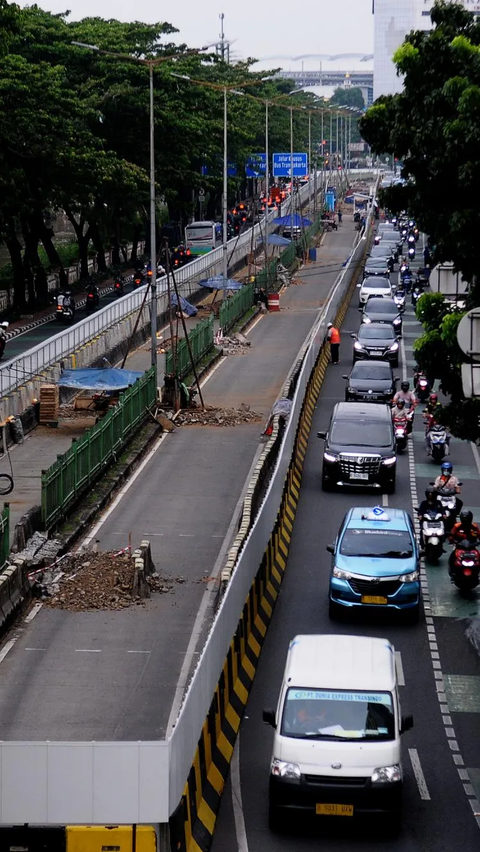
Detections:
59,368,143,391
275,214,312,228
171,293,198,316
256,233,291,246
200,275,243,291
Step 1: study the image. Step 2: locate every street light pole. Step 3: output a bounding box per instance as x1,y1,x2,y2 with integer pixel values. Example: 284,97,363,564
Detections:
149,62,157,373
265,100,269,202
223,86,228,281
290,106,294,215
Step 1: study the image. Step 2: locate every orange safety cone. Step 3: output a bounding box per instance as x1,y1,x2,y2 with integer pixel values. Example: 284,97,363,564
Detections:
263,418,274,436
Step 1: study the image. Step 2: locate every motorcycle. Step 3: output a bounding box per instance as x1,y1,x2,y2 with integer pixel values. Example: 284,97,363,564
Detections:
420,508,446,564
394,418,408,452
133,272,144,289
449,540,480,591
427,424,448,462
374,235,381,246
405,408,415,435
114,277,124,296
402,273,413,294
408,246,416,261
411,284,423,308
393,289,406,310
56,292,76,322
432,483,462,533
85,286,99,315
415,373,430,402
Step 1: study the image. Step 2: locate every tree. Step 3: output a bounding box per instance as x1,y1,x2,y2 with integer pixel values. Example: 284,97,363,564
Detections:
330,87,364,109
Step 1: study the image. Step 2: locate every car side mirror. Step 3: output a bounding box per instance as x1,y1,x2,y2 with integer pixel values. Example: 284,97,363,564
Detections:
317,431,326,440
394,376,400,382
263,708,276,728
358,307,363,312
326,544,334,554
351,333,357,339
342,375,348,380
400,713,414,734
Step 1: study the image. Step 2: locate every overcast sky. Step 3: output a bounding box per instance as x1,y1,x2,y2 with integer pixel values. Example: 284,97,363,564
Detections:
18,0,374,70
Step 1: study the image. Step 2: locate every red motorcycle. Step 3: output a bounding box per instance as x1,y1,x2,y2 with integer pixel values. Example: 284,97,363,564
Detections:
449,541,480,591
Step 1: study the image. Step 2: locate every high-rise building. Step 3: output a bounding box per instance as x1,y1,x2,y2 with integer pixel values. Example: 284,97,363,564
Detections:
373,1,480,100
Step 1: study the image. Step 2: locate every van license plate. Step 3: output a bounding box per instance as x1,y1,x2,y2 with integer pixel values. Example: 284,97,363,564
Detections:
350,472,369,480
361,595,388,605
316,803,354,817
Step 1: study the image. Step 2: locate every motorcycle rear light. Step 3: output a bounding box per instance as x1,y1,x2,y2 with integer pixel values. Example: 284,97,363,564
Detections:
463,568,472,576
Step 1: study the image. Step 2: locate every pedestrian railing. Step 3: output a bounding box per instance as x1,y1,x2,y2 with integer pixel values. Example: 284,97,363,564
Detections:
41,367,157,530
0,504,9,570
165,315,214,381
219,284,255,334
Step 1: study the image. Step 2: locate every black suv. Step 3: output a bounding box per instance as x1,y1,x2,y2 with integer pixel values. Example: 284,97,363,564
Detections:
361,297,403,336
343,360,399,403
352,322,399,367
317,402,396,492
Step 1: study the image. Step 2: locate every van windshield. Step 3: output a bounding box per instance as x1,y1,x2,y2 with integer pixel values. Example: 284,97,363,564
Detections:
340,528,413,558
281,688,395,741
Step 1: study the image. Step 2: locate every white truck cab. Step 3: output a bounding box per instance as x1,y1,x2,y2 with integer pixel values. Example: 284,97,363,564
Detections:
263,634,413,831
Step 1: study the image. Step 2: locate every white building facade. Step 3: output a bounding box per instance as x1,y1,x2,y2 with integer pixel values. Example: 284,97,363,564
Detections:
373,1,479,100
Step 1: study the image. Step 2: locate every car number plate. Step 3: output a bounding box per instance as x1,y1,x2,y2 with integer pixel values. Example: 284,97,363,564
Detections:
361,595,388,605
350,472,369,480
316,803,354,817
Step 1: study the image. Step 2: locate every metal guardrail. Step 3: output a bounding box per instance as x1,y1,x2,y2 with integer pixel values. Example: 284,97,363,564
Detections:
41,367,157,529
165,315,214,380
0,178,318,400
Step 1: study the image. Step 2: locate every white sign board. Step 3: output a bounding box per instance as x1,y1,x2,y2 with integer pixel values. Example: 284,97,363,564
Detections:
457,308,480,362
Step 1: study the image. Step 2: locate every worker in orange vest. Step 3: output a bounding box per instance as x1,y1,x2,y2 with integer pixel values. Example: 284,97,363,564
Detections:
327,323,340,364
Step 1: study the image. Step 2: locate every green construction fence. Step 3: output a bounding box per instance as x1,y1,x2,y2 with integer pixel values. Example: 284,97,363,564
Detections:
41,367,157,530
165,315,214,380
219,283,255,334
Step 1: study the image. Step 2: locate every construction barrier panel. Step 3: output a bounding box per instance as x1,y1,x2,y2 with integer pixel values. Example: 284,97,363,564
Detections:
218,283,255,334
41,367,157,529
0,503,9,570
165,315,214,381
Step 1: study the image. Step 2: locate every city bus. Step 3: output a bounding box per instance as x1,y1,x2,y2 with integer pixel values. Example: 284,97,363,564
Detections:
184,220,223,256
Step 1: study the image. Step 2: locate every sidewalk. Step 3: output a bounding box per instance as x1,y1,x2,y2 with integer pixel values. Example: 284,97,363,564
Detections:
0,209,362,744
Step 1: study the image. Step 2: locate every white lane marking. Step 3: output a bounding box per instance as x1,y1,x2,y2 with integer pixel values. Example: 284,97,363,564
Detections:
199,355,227,389
127,650,151,654
178,534,195,537
166,441,266,737
245,313,264,335
75,649,101,653
382,493,389,506
79,426,171,547
24,603,43,623
0,638,17,664
395,651,405,686
408,748,431,801
25,647,46,651
231,735,249,852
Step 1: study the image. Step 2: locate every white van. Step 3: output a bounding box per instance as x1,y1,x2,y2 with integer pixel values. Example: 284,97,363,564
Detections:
263,634,412,831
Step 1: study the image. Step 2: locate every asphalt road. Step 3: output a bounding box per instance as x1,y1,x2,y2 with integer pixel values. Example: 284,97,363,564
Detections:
211,259,480,850
0,217,358,742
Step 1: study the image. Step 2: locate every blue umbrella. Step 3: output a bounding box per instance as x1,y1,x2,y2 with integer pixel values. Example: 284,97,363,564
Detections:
256,233,291,246
275,213,312,228
200,275,243,291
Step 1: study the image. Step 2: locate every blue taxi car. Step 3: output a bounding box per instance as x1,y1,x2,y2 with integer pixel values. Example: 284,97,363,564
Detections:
326,507,420,622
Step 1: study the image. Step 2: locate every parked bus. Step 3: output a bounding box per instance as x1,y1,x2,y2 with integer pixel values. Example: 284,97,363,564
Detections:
184,220,223,256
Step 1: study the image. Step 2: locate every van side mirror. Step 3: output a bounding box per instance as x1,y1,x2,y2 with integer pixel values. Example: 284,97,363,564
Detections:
326,544,334,554
358,307,363,312
263,708,276,728
351,333,357,339
317,431,326,440
400,713,413,734
394,376,400,382
342,375,348,380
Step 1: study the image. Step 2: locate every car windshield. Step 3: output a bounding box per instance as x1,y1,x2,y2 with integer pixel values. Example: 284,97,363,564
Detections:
330,421,392,447
351,364,392,380
363,279,390,288
358,326,395,340
281,688,395,741
366,300,398,315
340,528,413,558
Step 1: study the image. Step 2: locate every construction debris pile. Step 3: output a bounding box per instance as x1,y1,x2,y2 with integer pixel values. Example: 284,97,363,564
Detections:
220,331,252,355
176,403,262,427
41,550,171,611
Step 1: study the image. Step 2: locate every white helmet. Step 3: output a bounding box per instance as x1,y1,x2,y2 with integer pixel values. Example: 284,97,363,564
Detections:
0,322,9,329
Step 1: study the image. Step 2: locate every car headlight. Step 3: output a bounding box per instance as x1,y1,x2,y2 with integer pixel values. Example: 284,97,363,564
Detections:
389,342,399,351
271,759,301,780
381,456,397,466
372,764,401,784
402,570,419,583
324,452,339,462
354,341,364,350
363,316,372,324
332,566,353,579
393,317,401,325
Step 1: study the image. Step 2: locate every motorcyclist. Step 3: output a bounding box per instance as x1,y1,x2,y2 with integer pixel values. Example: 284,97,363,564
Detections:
417,487,445,547
434,461,463,515
393,381,417,411
424,392,439,417
449,511,480,546
425,420,451,456
391,397,408,427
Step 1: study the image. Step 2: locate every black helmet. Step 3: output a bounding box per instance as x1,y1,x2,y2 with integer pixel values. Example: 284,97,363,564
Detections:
396,398,405,407
401,381,409,392
460,510,473,527
425,487,436,499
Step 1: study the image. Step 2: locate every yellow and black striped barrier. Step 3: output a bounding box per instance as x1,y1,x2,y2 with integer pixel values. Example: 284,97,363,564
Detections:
170,235,369,852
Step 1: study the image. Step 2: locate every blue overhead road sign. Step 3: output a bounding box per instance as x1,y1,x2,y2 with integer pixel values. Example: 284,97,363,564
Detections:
273,152,308,177
246,153,266,177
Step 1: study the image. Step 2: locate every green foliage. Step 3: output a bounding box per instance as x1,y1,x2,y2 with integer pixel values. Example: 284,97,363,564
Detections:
329,87,364,109
415,292,450,330
436,397,480,443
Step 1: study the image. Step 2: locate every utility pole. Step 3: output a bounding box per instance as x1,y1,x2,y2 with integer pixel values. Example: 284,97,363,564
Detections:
218,13,229,64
